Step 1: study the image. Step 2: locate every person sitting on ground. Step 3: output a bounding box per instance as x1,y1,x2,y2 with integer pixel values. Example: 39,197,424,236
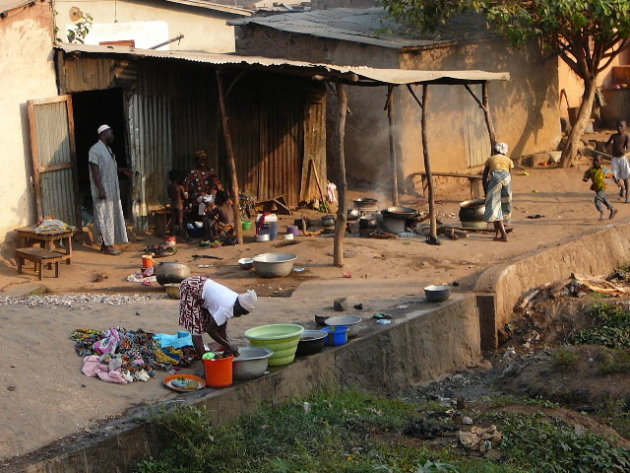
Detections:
178,276,257,358
583,156,617,221
482,142,513,242
167,169,188,238
606,120,630,202
205,190,235,241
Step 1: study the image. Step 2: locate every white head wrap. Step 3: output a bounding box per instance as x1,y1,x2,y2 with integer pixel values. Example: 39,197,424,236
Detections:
238,290,257,312
494,142,509,155
97,124,111,135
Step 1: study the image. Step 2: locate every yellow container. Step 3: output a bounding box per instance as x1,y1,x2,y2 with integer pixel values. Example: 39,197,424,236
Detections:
244,324,304,366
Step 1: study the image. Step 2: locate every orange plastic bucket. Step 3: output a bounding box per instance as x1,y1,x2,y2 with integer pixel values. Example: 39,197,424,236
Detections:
202,355,233,388
142,255,154,268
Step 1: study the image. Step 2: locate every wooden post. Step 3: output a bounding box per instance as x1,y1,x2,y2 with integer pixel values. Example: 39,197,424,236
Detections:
386,85,399,206
421,85,437,241
464,82,497,151
215,70,243,245
407,84,437,242
333,83,348,267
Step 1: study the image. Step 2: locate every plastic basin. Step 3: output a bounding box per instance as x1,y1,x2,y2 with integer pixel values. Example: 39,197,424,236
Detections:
321,326,348,346
244,324,304,366
233,347,273,380
325,315,362,338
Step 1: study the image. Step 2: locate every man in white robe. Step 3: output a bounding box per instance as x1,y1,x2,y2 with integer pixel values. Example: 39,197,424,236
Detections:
88,125,130,255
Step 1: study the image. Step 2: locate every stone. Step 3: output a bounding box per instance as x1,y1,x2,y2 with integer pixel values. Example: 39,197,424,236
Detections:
7,385,16,391
462,416,474,425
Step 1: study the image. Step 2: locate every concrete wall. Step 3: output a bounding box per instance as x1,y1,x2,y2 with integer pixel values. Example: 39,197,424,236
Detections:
56,0,245,52
0,2,58,251
473,221,630,349
235,25,561,188
6,294,481,473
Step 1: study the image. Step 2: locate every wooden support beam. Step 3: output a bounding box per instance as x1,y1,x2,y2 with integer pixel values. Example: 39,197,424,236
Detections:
463,83,497,151
407,84,438,243
334,83,348,267
386,85,399,206
215,70,243,245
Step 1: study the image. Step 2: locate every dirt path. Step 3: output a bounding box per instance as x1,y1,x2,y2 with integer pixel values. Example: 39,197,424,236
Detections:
1,164,628,461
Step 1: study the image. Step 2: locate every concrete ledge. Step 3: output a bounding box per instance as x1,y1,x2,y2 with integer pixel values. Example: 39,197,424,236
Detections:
473,221,630,347
4,295,481,473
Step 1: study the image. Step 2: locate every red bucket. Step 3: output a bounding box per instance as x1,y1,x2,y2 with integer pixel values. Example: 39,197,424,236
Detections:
202,355,233,388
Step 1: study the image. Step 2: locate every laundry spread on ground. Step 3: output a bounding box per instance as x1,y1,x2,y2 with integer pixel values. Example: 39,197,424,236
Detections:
71,327,195,384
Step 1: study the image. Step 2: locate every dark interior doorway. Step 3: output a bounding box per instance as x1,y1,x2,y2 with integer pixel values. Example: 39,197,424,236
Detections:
72,89,130,222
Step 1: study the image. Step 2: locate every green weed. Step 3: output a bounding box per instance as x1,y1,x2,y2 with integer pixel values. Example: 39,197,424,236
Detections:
551,347,580,369
598,348,630,375
568,303,630,348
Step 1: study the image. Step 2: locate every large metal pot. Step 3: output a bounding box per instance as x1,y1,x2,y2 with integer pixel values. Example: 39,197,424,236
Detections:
155,262,191,285
382,206,418,220
359,215,378,230
252,253,297,278
232,347,273,380
353,198,378,210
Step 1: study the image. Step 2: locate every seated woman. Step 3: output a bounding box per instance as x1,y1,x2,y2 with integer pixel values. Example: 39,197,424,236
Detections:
204,190,235,242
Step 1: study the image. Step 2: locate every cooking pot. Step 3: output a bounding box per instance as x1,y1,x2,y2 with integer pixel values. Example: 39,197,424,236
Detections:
459,199,486,222
321,215,336,227
359,215,377,230
155,262,191,285
353,198,378,210
347,208,361,221
382,206,418,220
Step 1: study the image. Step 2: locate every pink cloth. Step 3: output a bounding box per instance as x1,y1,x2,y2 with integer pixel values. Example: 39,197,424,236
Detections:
81,355,128,384
93,328,120,355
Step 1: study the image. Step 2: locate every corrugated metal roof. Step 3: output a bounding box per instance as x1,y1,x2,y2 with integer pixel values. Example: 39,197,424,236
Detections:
230,7,443,50
0,0,34,14
161,0,253,16
57,43,510,85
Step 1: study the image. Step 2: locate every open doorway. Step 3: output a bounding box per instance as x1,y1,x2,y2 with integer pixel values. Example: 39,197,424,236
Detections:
72,89,130,223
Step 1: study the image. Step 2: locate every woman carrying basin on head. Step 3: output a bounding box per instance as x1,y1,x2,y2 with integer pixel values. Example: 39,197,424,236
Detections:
482,142,513,242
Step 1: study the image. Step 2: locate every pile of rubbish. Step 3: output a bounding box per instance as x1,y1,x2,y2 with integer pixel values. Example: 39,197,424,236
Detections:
71,327,196,384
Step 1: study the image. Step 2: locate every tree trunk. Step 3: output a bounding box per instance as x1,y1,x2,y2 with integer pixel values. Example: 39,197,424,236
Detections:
333,83,348,267
421,85,437,240
387,85,399,206
559,77,598,168
215,70,243,245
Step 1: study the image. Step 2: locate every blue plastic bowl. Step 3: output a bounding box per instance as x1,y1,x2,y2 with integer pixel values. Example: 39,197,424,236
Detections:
321,326,348,346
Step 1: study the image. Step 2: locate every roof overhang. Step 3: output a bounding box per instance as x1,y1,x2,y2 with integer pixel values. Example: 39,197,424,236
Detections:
56,43,510,86
160,0,252,17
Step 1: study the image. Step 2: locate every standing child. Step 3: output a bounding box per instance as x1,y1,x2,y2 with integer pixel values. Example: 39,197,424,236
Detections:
167,170,187,237
606,120,630,201
583,156,617,221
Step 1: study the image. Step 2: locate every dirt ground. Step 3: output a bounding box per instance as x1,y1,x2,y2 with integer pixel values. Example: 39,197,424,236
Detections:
1,161,629,462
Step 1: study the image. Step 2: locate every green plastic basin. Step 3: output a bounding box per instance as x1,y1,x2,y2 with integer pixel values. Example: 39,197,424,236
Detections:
244,324,304,366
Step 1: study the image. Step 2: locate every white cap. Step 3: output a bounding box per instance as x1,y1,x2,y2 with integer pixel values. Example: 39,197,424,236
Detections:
494,142,509,155
238,290,257,312
97,124,111,135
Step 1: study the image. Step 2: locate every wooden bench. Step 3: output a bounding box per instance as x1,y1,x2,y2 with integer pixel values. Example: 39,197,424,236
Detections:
15,247,66,280
411,172,484,199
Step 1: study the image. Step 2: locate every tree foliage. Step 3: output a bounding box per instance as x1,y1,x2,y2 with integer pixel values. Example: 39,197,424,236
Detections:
382,0,630,165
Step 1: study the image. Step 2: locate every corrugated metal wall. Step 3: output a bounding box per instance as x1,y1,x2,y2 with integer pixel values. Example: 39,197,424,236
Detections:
59,56,327,225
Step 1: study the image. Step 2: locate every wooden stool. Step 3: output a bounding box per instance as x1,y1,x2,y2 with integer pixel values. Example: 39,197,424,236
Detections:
15,247,65,280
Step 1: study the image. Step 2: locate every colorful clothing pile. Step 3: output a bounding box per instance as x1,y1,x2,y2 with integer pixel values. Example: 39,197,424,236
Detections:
71,327,196,384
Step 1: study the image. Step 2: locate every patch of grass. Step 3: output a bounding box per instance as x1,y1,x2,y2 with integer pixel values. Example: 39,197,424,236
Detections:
484,394,563,410
568,303,630,349
551,347,580,369
598,348,630,375
479,411,630,473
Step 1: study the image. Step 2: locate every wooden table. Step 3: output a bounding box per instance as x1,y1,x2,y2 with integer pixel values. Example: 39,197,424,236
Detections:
15,225,73,264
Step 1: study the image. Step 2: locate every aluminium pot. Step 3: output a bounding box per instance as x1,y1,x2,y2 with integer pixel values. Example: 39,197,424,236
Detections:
252,253,297,278
459,199,486,222
155,262,191,286
382,206,418,220
353,198,378,210
296,330,327,356
232,347,273,380
359,215,377,230
347,208,361,221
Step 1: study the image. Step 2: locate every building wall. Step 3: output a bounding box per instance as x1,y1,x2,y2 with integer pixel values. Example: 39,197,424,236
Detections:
54,0,244,52
0,2,58,249
235,25,561,188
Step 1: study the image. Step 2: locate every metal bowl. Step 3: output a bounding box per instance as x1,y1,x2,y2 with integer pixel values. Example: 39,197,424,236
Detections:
252,253,297,278
424,285,451,303
238,258,254,270
347,208,361,221
164,283,180,299
296,330,327,356
232,347,273,380
325,315,363,337
255,233,270,242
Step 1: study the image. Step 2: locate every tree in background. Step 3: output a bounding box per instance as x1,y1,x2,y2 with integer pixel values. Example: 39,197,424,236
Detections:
381,0,630,167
